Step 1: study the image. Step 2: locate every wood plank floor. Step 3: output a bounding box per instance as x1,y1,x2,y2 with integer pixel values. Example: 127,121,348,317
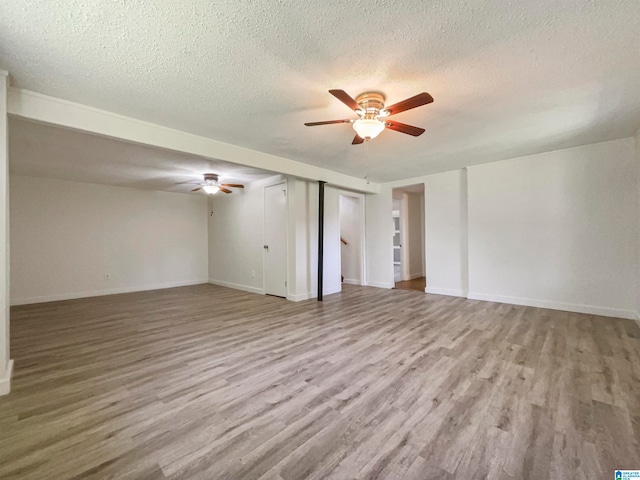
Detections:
394,277,426,292
1,284,639,479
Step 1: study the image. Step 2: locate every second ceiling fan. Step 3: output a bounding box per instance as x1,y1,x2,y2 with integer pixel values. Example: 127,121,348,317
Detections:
305,89,434,144
190,173,244,195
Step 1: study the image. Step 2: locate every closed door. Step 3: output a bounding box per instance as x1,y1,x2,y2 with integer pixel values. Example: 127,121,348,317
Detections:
264,183,288,297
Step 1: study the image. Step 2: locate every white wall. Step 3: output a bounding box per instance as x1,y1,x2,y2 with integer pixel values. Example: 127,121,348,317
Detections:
467,138,638,319
322,185,341,295
365,185,393,288
290,180,341,299
288,178,319,300
10,175,209,304
424,171,468,297
0,71,10,395
208,176,341,301
635,128,640,319
208,177,271,294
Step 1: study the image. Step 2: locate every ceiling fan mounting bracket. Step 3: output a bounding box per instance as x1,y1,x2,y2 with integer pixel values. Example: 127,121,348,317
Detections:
355,92,386,117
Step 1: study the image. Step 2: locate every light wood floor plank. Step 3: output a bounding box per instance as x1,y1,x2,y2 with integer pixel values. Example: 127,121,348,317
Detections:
1,284,639,479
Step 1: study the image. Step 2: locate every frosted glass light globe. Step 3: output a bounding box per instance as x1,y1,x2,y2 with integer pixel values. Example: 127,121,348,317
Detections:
353,118,385,140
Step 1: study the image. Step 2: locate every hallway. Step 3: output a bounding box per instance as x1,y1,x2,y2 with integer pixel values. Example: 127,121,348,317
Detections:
394,276,426,292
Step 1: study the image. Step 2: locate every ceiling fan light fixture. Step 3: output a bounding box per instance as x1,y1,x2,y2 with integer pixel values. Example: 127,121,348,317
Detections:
353,118,385,140
203,185,220,195
304,89,432,144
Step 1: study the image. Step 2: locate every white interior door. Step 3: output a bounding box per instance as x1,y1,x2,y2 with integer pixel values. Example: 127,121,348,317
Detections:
264,183,288,297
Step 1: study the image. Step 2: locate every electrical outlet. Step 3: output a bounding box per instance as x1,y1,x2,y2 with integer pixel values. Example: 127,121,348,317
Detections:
104,273,110,280
251,270,256,278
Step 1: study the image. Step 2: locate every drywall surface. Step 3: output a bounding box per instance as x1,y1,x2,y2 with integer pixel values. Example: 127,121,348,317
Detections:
290,180,341,299
208,179,269,295
339,194,363,284
322,186,342,295
636,128,640,318
0,72,9,394
406,192,425,280
467,138,638,318
288,178,316,300
424,171,468,296
209,177,341,300
10,175,208,304
365,186,393,288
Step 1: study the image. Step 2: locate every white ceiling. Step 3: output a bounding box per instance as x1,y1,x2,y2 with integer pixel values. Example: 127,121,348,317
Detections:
9,118,276,192
2,0,640,184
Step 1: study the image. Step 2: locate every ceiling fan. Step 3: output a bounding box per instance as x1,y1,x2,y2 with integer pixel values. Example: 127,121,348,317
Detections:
182,173,244,195
305,89,434,144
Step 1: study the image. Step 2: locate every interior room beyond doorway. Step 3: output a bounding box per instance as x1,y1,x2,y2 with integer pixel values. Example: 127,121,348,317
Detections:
338,192,365,286
392,184,425,293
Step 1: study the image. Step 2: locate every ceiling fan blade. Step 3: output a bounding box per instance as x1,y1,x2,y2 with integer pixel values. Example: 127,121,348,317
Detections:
219,186,232,194
385,92,434,116
352,134,365,145
191,187,202,192
386,121,425,137
175,180,199,185
305,119,351,126
329,89,361,112
220,183,244,188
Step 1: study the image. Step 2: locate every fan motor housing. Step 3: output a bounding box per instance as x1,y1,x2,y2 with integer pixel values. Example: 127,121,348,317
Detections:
356,92,386,116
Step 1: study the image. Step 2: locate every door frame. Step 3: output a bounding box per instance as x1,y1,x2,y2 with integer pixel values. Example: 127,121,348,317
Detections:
400,193,410,281
392,208,402,283
337,190,366,286
263,180,288,297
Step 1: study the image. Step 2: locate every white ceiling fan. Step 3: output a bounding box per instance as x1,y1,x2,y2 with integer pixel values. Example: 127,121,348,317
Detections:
304,89,434,143
177,173,245,195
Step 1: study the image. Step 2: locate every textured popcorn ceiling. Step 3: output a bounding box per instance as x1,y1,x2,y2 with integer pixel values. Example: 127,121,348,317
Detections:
2,0,640,183
9,118,276,192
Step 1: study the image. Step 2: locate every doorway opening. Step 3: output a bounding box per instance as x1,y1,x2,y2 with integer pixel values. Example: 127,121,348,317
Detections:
391,184,425,292
338,191,366,286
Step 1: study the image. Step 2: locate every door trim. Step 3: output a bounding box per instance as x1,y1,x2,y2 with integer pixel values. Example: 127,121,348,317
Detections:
337,190,367,286
263,181,288,297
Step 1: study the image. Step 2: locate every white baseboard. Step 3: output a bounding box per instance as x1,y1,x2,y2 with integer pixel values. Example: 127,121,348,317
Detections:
368,281,394,289
342,278,362,285
287,284,343,302
11,279,209,306
467,292,637,320
0,359,14,396
287,292,313,302
208,279,264,295
425,287,467,297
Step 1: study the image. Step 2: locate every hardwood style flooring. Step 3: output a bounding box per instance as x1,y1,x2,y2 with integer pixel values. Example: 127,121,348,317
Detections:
394,277,426,292
1,284,640,479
